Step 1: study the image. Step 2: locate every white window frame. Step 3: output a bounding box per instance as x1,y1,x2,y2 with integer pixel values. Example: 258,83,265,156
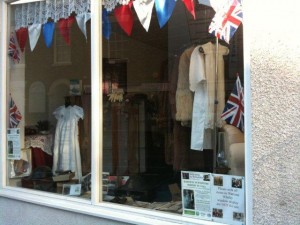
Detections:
0,0,253,224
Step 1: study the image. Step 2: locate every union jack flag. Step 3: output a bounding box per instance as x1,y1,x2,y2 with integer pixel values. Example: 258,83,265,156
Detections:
208,0,243,43
221,76,244,132
8,32,20,63
9,95,22,128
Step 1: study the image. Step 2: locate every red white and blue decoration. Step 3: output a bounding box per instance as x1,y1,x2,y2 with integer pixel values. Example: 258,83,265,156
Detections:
133,0,155,32
12,0,243,51
155,0,176,28
221,75,244,132
16,27,28,52
8,32,20,63
76,13,91,40
102,9,112,40
114,2,134,36
208,0,243,43
43,22,55,48
9,95,22,128
28,24,42,51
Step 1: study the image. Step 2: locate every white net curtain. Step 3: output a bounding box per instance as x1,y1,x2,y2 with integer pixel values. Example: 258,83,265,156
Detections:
15,0,91,30
14,0,136,29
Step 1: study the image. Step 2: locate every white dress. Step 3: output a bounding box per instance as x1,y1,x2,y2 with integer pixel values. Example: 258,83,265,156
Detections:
52,105,84,181
189,43,229,150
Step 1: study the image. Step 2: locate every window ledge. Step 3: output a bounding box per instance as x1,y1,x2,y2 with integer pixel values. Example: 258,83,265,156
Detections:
0,187,226,225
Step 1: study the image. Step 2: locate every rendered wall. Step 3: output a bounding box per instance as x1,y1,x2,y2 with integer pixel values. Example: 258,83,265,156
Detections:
0,197,129,225
247,0,300,224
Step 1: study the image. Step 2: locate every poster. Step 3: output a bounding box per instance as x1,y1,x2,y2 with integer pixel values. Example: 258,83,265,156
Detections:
7,128,21,160
181,171,245,225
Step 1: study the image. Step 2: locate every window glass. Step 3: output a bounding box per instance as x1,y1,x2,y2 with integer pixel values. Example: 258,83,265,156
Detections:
101,0,245,220
6,0,245,222
7,3,92,199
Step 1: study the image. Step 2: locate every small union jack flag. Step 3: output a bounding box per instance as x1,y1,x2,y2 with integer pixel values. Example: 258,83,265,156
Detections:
208,0,243,43
9,95,22,128
8,32,20,63
221,76,244,132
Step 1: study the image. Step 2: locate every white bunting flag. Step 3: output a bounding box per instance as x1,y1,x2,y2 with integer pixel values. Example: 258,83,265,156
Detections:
28,24,42,51
133,0,155,32
76,13,91,40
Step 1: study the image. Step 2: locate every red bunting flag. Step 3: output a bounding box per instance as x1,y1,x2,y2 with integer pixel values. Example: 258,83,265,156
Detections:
58,16,75,45
16,27,28,52
182,0,195,19
114,2,134,36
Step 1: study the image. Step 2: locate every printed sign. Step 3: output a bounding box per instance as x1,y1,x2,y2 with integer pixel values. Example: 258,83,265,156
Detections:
182,171,245,225
7,128,21,160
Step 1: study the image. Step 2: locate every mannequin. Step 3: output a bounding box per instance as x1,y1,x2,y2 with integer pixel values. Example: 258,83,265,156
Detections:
52,97,84,182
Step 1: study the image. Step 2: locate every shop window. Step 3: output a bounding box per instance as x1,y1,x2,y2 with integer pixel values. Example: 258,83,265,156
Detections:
3,0,246,224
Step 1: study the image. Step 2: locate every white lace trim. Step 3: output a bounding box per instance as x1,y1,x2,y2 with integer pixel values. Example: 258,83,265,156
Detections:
102,0,130,12
15,0,91,30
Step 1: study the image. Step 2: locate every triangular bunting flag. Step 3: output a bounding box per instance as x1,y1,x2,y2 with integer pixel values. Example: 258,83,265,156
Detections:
155,0,176,28
76,13,91,40
43,21,55,48
114,3,134,36
16,27,28,52
58,16,75,45
133,0,155,32
102,9,112,40
182,0,195,19
28,24,42,51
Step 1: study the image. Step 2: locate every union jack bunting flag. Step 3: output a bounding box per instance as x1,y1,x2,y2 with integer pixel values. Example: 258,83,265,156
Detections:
208,0,243,43
9,95,22,128
8,32,20,63
221,76,244,132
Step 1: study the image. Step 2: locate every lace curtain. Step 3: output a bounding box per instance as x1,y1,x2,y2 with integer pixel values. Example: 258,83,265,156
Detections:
15,0,91,30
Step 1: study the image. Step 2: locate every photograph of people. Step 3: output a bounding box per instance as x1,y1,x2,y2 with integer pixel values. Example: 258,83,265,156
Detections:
183,189,195,209
232,178,243,188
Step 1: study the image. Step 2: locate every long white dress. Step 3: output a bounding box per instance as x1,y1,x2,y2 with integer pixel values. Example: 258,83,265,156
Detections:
189,43,229,150
52,105,84,181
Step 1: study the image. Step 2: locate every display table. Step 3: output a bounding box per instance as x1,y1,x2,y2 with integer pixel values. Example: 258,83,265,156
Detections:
25,134,53,170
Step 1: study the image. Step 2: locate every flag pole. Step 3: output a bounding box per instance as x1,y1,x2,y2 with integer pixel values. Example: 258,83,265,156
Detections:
214,36,219,172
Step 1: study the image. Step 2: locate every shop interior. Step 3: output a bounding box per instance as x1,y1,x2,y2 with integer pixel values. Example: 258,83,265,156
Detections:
8,1,244,214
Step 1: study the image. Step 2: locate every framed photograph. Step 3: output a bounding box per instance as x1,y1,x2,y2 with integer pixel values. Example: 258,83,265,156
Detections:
9,148,32,178
62,183,82,196
69,79,82,96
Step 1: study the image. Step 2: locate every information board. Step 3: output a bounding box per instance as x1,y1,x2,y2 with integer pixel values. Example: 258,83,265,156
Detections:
181,171,245,225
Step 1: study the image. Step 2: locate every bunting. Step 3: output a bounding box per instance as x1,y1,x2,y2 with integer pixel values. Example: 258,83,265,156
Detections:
102,9,112,40
155,0,176,28
43,22,55,48
28,24,42,51
58,16,75,45
182,0,196,19
13,0,243,50
133,0,155,32
114,2,134,36
16,27,28,53
76,13,91,40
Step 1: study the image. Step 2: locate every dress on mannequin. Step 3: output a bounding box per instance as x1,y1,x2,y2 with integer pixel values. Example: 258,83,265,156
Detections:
52,103,84,182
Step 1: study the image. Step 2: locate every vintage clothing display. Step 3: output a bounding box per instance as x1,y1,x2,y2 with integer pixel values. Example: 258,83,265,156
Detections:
52,105,84,182
189,42,229,150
